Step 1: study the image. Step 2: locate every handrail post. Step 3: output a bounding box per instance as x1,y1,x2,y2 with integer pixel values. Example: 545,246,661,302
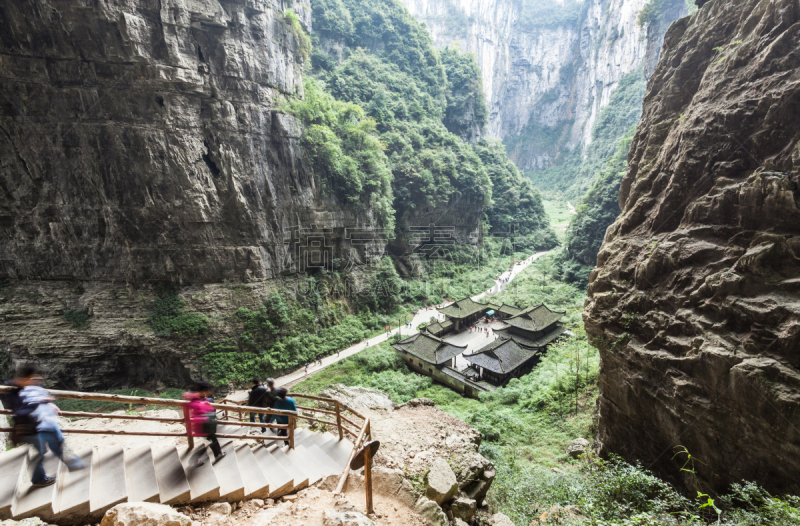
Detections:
335,402,343,441
183,403,195,450
364,439,374,515
288,415,296,450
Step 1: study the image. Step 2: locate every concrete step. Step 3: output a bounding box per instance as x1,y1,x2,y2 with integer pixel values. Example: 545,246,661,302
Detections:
233,445,270,499
251,446,294,498
53,448,93,520
283,445,322,486
304,444,342,478
217,424,249,447
90,446,128,516
178,444,220,503
152,446,191,505
317,435,355,469
294,428,313,446
124,446,160,503
0,448,28,520
12,450,60,520
269,447,310,491
210,442,245,502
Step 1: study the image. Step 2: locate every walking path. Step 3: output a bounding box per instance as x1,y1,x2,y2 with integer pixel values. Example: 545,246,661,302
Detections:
225,250,551,402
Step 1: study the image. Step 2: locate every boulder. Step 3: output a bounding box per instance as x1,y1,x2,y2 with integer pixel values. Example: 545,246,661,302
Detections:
453,520,469,526
450,497,477,522
100,503,191,526
462,465,495,506
0,519,55,526
491,512,515,526
206,502,232,521
322,510,375,526
398,398,435,408
371,466,416,506
425,457,458,505
566,438,590,459
414,497,448,526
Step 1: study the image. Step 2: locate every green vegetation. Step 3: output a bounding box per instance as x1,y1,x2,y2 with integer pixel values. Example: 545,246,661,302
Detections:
554,125,636,288
441,46,488,138
281,77,394,228
543,198,576,243
148,290,209,338
63,309,90,330
527,68,646,199
294,0,557,244
283,9,312,61
294,257,800,525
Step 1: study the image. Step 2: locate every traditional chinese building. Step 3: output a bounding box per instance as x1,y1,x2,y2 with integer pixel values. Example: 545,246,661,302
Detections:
391,332,488,397
464,304,566,386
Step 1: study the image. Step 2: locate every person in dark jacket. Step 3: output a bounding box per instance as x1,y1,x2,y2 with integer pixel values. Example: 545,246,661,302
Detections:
248,378,268,432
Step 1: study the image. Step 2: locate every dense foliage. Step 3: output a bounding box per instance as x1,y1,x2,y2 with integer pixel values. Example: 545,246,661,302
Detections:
440,46,488,139
474,140,558,250
296,0,557,245
554,126,635,288
281,78,395,228
148,291,209,338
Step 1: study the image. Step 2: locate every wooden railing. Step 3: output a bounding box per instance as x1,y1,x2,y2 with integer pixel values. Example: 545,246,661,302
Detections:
222,390,370,488
0,386,368,461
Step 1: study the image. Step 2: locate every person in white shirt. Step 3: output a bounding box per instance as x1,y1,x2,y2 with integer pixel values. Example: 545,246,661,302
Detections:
16,366,84,487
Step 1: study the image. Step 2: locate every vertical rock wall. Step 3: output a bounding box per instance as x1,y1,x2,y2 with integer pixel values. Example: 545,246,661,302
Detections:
584,0,800,495
397,0,685,169
0,0,387,285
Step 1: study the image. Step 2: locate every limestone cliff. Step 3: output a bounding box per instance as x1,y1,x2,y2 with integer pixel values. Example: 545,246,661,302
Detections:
584,0,800,495
0,0,388,285
397,0,687,170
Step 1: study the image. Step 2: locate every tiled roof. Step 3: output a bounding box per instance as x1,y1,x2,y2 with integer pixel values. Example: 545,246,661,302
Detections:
495,323,567,348
439,297,486,319
426,321,444,334
464,337,539,374
392,332,467,365
502,304,565,332
497,304,522,316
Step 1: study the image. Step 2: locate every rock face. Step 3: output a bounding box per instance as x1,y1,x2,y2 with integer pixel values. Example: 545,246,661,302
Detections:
398,0,687,169
0,0,388,285
584,0,800,496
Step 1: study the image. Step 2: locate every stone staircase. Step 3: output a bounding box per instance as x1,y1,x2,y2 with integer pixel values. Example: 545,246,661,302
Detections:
0,427,352,523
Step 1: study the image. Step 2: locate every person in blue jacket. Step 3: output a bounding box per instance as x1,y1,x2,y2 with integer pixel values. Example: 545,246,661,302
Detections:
271,387,297,446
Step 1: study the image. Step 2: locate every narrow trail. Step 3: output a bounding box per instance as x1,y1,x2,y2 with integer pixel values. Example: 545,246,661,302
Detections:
567,201,577,214
226,250,551,400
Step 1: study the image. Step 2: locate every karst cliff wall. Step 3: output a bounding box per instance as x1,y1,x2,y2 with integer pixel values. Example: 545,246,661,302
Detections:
398,0,686,170
584,0,800,495
0,0,392,286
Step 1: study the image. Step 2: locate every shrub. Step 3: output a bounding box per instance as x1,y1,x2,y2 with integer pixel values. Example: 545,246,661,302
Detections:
63,309,90,329
148,291,208,338
284,9,312,61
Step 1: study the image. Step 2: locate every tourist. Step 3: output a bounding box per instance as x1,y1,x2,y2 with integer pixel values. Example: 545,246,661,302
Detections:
304,362,309,374
185,381,225,464
6,364,85,487
247,378,268,433
272,387,297,446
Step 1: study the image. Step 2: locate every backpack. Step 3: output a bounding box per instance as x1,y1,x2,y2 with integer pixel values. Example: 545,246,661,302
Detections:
1,381,38,444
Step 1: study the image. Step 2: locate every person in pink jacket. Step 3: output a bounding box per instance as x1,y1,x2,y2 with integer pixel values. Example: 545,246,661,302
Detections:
185,381,225,465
